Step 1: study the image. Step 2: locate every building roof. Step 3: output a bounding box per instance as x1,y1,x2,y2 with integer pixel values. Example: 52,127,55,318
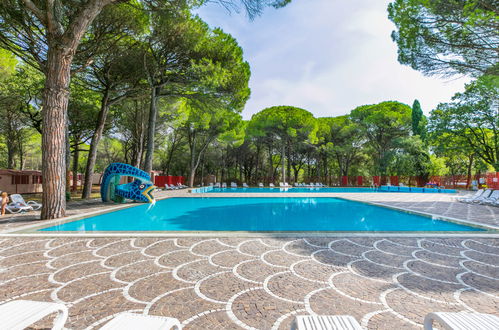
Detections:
0,169,42,176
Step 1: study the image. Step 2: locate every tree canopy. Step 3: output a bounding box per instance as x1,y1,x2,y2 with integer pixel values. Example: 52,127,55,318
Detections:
388,0,499,77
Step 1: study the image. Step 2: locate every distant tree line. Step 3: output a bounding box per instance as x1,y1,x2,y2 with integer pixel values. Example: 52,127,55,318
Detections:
0,0,497,219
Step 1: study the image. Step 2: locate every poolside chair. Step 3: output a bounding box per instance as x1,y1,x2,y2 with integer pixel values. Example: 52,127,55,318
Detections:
5,202,33,214
167,184,178,190
101,312,181,330
9,194,42,211
457,189,484,203
309,183,315,187
424,312,499,330
0,300,68,330
269,183,275,188
214,182,220,188
294,183,299,187
258,182,264,187
230,182,237,188
279,182,284,187
470,189,493,203
481,189,499,205
176,183,187,189
291,315,362,330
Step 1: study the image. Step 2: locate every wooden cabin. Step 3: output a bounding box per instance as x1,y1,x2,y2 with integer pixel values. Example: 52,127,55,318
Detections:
0,169,43,194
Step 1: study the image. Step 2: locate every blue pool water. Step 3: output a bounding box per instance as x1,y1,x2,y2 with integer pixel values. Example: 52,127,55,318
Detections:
203,187,380,193
193,186,456,193
40,197,482,232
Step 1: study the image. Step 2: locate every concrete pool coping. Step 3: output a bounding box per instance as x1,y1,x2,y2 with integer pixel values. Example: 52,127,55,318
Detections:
3,192,498,237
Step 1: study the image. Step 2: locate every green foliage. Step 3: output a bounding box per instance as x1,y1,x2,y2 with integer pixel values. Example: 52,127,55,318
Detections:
388,0,499,77
411,99,427,140
0,48,16,78
429,75,499,170
316,116,364,177
350,101,412,175
248,106,318,144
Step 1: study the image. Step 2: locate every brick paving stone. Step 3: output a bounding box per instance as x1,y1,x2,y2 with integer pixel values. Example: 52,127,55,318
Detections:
0,190,498,329
1,237,497,329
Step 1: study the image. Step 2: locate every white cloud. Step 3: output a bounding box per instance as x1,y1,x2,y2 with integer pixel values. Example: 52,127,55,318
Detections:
196,0,470,119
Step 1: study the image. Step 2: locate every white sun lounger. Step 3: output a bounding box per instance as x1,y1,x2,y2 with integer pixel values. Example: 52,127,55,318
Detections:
9,194,42,210
424,312,499,330
269,183,275,187
5,203,33,214
291,315,362,330
470,189,493,203
0,300,68,330
481,190,499,205
230,182,237,188
258,182,264,187
243,183,249,188
101,312,181,330
457,189,484,203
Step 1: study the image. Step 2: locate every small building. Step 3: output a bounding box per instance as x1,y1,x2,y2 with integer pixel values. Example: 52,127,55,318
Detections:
0,169,43,194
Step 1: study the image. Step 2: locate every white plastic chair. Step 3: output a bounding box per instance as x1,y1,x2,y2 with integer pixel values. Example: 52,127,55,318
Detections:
424,312,499,330
258,182,264,187
9,194,42,210
243,183,249,188
101,312,181,330
0,300,68,330
269,183,275,188
291,315,362,330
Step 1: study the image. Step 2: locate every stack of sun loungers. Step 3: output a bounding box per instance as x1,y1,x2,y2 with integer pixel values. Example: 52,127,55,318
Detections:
457,188,499,206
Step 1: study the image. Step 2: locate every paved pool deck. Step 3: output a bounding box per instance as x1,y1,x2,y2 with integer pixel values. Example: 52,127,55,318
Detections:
0,190,498,329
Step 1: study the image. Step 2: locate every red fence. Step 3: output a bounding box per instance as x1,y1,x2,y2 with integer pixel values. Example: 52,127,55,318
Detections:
486,172,499,189
154,175,185,188
326,172,499,189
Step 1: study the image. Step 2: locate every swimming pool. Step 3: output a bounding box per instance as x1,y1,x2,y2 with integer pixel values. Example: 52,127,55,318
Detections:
40,197,482,232
201,187,380,193
192,186,457,193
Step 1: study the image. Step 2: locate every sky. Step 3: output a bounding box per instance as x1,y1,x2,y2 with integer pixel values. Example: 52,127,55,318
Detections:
195,0,470,120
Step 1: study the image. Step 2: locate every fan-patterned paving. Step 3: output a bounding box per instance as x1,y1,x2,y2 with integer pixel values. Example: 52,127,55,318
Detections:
0,237,497,329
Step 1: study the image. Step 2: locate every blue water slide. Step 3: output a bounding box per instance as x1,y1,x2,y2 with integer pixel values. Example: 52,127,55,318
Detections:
101,163,156,203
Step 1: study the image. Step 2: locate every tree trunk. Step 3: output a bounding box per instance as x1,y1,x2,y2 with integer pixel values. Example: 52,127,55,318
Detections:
286,143,291,183
7,144,15,169
37,0,110,218
144,87,159,174
268,145,273,183
466,154,474,189
73,147,79,192
281,142,286,183
82,90,110,199
65,125,71,199
41,47,71,219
